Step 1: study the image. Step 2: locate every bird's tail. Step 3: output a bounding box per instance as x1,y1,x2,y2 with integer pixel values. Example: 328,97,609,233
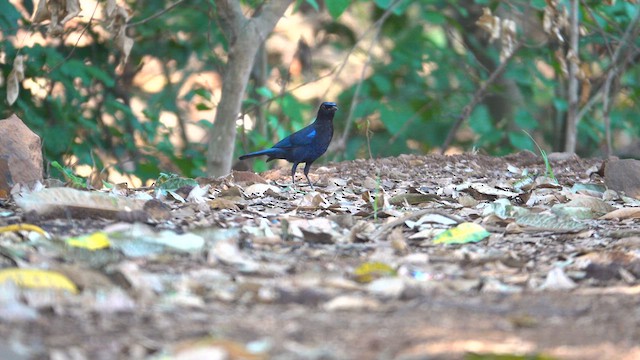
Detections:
239,148,281,160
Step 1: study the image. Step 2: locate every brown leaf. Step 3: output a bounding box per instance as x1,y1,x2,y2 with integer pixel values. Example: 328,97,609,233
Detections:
476,7,500,42
209,198,240,211
232,170,267,185
32,0,51,23
61,0,82,25
6,72,20,106
6,55,24,105
599,207,640,220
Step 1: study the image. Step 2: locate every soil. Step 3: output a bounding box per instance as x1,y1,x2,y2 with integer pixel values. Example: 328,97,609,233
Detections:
1,152,640,360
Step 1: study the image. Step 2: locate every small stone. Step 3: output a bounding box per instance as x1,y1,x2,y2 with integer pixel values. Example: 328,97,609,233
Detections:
0,115,43,194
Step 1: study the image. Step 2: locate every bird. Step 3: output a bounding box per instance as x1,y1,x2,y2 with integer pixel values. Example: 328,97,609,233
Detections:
239,102,338,188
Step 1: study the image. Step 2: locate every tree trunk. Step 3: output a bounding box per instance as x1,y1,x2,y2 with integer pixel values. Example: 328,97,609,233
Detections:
564,0,579,153
206,0,291,178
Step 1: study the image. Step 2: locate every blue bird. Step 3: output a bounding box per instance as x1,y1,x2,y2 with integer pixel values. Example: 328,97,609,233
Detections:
239,102,338,188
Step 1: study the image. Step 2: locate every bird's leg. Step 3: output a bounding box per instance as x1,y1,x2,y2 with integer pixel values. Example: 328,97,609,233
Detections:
303,162,314,190
291,162,299,187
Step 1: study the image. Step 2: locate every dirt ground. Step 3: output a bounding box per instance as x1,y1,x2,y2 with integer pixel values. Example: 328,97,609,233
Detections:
2,152,640,360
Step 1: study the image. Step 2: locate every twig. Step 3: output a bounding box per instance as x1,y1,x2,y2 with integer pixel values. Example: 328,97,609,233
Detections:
369,209,465,241
126,0,188,28
440,44,521,154
579,0,614,58
387,102,430,145
48,2,99,73
600,2,640,156
332,1,401,153
575,1,640,152
242,0,401,148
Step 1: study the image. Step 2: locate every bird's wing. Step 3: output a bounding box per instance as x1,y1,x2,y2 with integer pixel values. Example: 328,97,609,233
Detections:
273,125,317,149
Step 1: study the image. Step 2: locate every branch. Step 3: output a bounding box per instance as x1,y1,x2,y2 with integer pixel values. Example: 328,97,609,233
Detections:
48,2,99,73
330,0,401,155
387,102,430,146
575,2,640,130
252,1,292,41
440,44,521,154
598,2,640,156
126,0,188,28
214,0,246,42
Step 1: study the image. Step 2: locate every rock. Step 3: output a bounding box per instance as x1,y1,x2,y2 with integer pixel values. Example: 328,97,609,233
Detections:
605,158,640,199
0,115,43,195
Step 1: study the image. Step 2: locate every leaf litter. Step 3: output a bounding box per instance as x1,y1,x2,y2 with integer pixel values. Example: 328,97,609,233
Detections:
2,152,640,358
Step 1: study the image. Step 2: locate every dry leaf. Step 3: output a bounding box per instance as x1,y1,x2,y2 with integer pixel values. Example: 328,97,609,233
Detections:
475,8,518,62
476,8,500,42
7,56,25,106
599,207,640,220
61,0,82,25
14,187,146,219
32,0,51,23
104,1,133,65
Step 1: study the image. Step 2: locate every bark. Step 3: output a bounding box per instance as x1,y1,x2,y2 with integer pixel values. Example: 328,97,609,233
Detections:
564,0,579,153
206,0,292,177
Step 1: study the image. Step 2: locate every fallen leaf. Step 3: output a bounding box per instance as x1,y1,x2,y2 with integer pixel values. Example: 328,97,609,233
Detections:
66,232,111,250
432,222,490,244
0,268,78,294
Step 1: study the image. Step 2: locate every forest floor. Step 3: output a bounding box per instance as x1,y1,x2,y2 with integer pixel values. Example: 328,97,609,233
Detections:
1,152,640,360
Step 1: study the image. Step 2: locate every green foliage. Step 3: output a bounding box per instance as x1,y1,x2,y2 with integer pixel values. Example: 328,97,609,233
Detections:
51,161,87,188
523,131,556,183
155,173,198,192
3,0,640,182
326,0,351,19
1,0,224,183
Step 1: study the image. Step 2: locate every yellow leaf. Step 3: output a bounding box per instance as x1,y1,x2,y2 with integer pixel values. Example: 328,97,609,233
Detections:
353,261,396,284
433,222,490,244
0,268,78,293
66,232,111,250
0,223,50,238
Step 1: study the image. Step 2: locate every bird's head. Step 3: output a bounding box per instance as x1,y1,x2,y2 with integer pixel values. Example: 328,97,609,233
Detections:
320,102,338,112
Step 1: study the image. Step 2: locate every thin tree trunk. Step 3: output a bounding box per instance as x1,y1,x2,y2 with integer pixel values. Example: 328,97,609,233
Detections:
252,44,268,136
564,0,579,153
206,0,291,178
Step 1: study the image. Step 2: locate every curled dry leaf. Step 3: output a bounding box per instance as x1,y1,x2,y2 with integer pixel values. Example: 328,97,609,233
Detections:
32,0,51,23
7,56,25,106
104,0,134,65
31,0,82,34
500,18,517,61
476,8,501,42
475,8,518,62
61,0,81,25
543,0,569,43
